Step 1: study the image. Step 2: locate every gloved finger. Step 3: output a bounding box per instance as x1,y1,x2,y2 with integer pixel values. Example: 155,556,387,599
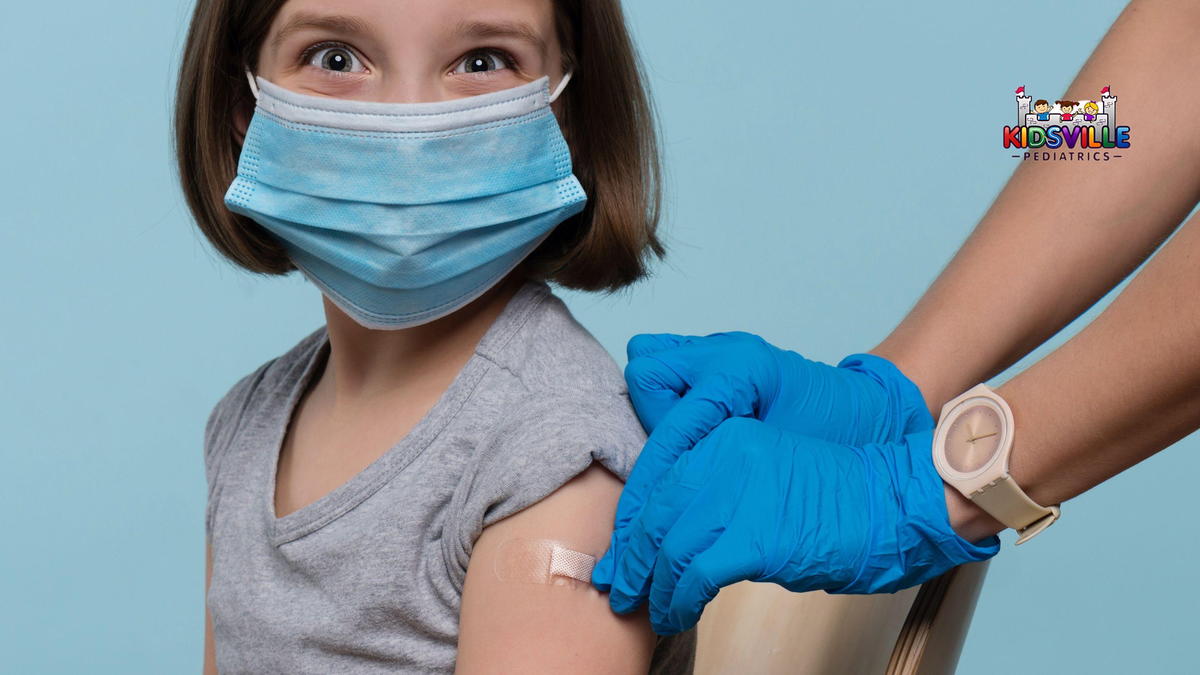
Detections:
600,380,746,594
608,419,739,614
629,330,758,359
625,333,764,433
624,355,688,434
589,356,695,591
607,466,709,613
647,480,742,624
626,332,693,360
624,335,729,433
591,529,620,591
623,375,753,523
658,532,758,635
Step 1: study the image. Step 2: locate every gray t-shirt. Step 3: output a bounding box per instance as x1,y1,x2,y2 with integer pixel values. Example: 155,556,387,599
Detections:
204,278,697,674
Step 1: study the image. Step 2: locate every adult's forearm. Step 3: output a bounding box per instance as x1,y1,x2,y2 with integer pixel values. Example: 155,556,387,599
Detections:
946,211,1200,542
870,0,1200,419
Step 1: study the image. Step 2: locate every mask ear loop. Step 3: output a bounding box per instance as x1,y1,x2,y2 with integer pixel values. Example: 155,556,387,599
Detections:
548,70,573,103
244,67,260,101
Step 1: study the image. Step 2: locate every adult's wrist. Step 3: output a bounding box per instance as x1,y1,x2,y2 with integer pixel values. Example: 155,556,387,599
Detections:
865,341,957,423
944,482,1006,544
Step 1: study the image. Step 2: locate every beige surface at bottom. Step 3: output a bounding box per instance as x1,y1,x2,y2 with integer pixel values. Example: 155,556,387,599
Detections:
693,560,992,675
886,560,992,675
694,581,921,674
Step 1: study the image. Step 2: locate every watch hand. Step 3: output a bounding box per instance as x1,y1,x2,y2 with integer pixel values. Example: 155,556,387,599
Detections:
967,431,999,442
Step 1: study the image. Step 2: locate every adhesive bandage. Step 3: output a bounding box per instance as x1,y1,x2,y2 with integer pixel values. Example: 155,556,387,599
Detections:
494,538,597,586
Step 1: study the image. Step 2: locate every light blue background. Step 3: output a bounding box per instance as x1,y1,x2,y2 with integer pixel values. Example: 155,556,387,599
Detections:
2,1,1192,672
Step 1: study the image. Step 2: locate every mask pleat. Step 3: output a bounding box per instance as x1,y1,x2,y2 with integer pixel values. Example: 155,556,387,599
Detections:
227,175,581,238
223,72,585,330
244,109,569,206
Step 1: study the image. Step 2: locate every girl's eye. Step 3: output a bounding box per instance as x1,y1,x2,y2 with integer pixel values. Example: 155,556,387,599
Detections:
302,42,366,75
453,49,513,75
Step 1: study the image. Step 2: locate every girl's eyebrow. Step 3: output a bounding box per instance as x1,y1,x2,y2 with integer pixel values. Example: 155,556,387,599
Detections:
270,12,377,52
454,19,547,55
268,13,546,57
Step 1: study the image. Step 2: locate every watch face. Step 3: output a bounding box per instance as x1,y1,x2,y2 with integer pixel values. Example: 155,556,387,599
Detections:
944,402,1004,474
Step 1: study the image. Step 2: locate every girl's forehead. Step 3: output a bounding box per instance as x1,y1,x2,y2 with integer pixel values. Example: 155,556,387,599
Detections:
268,0,557,43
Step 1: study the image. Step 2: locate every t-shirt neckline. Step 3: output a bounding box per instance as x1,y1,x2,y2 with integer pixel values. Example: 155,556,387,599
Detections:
262,279,550,546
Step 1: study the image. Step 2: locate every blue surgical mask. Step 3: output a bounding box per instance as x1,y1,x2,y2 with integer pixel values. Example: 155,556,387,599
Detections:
223,68,585,330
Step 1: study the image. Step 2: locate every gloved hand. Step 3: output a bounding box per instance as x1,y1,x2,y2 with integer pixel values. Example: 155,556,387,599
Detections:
593,331,933,593
605,416,1002,635
620,331,933,444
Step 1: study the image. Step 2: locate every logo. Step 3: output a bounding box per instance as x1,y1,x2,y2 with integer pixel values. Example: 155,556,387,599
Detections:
1005,85,1130,161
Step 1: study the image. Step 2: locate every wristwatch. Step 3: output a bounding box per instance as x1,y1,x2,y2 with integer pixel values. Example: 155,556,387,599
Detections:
931,383,1061,545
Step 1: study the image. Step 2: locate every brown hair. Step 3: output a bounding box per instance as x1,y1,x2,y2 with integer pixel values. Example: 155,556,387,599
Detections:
173,1,665,293
1033,99,1049,107
1055,100,1076,109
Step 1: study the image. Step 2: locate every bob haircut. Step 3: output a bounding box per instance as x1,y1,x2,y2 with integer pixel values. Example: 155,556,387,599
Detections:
174,0,664,293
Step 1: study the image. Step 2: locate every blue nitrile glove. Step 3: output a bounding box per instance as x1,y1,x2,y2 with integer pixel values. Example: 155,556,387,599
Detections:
619,331,933,444
610,416,1002,635
593,331,933,594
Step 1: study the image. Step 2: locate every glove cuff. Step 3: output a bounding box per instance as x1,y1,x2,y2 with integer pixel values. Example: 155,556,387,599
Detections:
836,353,935,436
826,429,1001,595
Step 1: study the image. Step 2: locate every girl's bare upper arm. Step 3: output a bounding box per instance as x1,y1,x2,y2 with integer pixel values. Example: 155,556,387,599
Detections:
455,463,656,674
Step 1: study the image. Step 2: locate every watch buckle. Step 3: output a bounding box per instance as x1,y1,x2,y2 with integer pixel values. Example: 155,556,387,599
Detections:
1014,504,1061,545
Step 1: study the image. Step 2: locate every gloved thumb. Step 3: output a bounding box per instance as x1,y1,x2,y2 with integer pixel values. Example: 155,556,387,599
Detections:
624,354,687,433
626,333,691,360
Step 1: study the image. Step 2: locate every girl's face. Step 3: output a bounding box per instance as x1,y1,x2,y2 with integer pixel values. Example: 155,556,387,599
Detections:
254,0,563,103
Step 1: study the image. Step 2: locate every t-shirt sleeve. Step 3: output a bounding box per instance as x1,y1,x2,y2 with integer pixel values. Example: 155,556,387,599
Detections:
203,358,277,537
442,390,648,592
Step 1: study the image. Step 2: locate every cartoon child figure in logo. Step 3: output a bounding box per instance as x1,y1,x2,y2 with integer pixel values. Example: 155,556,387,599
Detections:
1057,100,1077,121
1082,101,1099,121
1033,99,1052,121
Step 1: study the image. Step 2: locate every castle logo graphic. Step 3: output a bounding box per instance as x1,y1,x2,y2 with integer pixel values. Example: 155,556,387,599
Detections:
1004,85,1130,161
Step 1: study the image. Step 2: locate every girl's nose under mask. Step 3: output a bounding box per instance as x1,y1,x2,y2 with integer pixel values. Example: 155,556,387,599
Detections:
224,68,584,330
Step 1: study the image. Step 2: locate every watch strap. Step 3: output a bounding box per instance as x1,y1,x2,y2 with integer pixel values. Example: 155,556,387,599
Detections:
969,474,1061,545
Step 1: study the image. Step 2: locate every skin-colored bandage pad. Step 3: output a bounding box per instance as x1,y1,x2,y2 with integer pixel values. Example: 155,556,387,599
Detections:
493,538,597,586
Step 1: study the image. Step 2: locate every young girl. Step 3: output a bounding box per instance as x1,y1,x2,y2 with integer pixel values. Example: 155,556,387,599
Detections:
174,0,696,671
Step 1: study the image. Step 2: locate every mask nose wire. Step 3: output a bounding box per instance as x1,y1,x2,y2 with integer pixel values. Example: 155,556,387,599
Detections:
243,67,569,105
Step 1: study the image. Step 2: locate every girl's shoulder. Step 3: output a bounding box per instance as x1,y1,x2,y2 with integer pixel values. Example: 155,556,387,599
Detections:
478,281,647,465
479,280,631,403
204,326,325,447
202,327,325,520
452,281,650,532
